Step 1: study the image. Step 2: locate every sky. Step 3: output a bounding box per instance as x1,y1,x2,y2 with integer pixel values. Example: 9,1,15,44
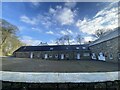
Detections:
2,1,119,45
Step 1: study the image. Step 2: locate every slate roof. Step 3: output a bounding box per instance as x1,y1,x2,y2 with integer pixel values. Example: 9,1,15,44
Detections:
89,27,120,46
14,44,90,52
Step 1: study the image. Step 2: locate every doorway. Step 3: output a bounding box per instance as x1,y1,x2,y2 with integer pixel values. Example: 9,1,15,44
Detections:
77,53,80,60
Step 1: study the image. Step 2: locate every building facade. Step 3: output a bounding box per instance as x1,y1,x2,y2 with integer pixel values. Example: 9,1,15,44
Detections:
13,45,91,60
89,28,120,63
13,28,120,63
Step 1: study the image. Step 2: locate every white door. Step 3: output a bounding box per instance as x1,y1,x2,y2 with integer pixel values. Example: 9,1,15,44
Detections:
61,54,64,59
77,53,80,60
45,54,48,59
92,53,96,60
30,52,33,59
98,52,105,61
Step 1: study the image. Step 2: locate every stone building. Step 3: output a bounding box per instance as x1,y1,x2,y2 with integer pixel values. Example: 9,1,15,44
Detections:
13,28,120,63
13,45,91,60
89,28,120,63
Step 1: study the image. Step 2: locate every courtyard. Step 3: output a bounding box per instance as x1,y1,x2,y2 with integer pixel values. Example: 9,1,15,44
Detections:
1,57,119,72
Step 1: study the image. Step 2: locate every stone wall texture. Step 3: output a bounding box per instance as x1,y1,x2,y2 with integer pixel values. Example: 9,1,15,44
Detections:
89,36,120,63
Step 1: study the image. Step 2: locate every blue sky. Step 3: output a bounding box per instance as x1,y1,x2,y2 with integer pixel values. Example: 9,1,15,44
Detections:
2,2,118,45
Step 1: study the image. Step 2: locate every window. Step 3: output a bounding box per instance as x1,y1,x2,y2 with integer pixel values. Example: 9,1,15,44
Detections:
55,54,58,58
66,54,69,57
50,48,53,50
23,47,26,49
109,54,113,59
76,47,79,49
82,47,86,49
49,54,52,58
83,53,90,56
106,41,110,46
118,53,120,59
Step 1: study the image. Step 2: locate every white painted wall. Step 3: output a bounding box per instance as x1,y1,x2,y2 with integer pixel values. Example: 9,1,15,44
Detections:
0,71,119,83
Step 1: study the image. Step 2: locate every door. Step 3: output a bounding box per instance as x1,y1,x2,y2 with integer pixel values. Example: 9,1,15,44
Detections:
30,52,33,59
92,53,96,60
98,52,105,61
61,54,64,59
77,53,80,60
45,54,48,59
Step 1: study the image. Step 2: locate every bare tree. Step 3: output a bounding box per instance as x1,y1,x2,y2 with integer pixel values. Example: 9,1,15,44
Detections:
58,36,65,45
63,35,72,45
76,34,83,45
94,29,105,38
55,38,60,45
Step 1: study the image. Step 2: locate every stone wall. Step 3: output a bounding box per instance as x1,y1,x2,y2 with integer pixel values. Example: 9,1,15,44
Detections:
89,36,120,63
14,50,91,60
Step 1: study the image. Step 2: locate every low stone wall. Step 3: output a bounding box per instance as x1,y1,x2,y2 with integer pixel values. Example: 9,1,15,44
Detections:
2,80,120,90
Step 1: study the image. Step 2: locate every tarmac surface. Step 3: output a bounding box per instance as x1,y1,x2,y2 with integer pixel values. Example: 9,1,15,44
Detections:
0,57,119,72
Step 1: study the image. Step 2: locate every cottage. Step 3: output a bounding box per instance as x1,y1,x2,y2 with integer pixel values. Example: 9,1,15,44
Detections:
89,28,120,63
13,45,91,60
13,28,120,63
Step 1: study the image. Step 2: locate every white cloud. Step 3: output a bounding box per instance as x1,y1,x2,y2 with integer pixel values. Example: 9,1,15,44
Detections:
48,5,76,26
31,2,40,7
84,36,95,42
20,15,38,25
60,29,73,35
57,8,75,25
49,7,56,14
76,2,118,35
46,30,54,35
65,2,77,8
21,36,41,46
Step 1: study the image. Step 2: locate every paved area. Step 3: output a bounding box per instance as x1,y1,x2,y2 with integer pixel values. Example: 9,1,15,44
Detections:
0,57,119,72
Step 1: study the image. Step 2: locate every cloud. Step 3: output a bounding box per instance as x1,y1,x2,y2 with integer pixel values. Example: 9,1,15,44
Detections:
76,2,118,35
46,30,54,35
60,29,73,35
49,5,76,25
20,15,38,25
57,8,75,25
84,36,96,42
31,2,40,7
21,36,41,46
65,2,77,8
49,7,56,14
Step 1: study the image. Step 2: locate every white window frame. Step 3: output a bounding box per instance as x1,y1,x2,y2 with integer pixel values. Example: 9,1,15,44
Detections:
109,54,113,60
83,53,90,57
50,48,53,50
82,47,86,49
92,53,96,60
55,54,58,58
49,54,52,58
76,47,79,49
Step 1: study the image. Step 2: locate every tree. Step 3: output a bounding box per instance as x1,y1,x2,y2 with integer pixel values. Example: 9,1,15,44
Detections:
94,29,105,38
76,34,83,44
0,19,23,56
63,35,72,45
59,36,65,45
0,19,18,46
